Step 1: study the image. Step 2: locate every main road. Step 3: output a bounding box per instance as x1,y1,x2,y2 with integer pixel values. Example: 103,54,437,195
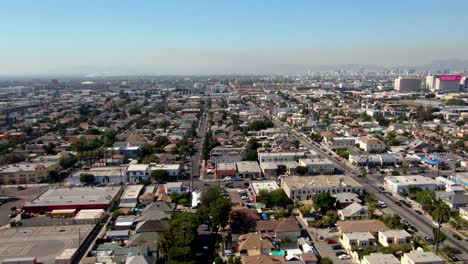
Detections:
249,101,468,260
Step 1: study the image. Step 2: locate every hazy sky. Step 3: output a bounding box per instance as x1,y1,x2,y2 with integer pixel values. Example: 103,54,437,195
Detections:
1,0,468,75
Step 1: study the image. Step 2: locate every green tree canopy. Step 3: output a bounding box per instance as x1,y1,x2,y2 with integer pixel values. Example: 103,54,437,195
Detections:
151,169,169,182
312,192,336,212
79,173,95,185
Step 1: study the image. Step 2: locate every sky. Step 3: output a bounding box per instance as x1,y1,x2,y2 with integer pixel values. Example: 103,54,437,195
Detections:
1,0,468,76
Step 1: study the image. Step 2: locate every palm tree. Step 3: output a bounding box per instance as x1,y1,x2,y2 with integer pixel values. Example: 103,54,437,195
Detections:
431,199,451,254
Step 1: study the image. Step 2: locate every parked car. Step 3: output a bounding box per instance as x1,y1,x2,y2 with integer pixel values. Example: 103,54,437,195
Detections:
339,254,351,260
331,244,342,250
450,254,461,261
335,251,345,257
425,237,435,245
415,210,423,215
452,233,462,240
16,186,26,190
325,239,336,244
328,227,338,232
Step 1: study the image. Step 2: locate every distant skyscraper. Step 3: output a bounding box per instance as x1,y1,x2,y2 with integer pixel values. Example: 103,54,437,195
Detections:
426,74,461,93
394,77,421,92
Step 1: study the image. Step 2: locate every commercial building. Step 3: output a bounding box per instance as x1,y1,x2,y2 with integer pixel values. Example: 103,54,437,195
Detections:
394,77,421,92
384,175,439,194
298,158,335,175
236,161,262,179
210,146,245,164
23,187,122,213
427,74,461,93
214,162,237,179
69,166,127,184
0,161,61,184
258,151,306,164
323,137,357,149
401,250,443,264
281,175,363,201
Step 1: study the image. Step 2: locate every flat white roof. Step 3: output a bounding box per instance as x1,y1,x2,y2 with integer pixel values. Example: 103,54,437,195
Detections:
127,164,149,171
121,185,144,200
251,181,279,195
385,175,439,186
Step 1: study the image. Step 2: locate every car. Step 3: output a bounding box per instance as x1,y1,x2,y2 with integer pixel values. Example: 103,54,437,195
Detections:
328,227,338,232
395,202,402,206
223,177,232,182
339,254,351,260
415,210,423,215
224,182,234,188
425,237,435,245
331,244,342,250
450,254,461,261
335,251,345,256
318,235,324,240
335,157,342,161
8,213,17,218
16,186,26,190
452,233,462,240
324,239,336,244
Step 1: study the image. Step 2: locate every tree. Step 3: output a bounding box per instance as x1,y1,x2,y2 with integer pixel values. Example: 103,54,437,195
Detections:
381,214,405,229
60,156,77,169
295,166,308,176
312,192,336,212
258,189,289,208
336,149,349,159
151,170,169,183
79,173,95,185
365,195,378,219
431,199,451,254
415,190,435,213
47,170,60,183
210,197,232,230
359,168,367,178
243,150,258,161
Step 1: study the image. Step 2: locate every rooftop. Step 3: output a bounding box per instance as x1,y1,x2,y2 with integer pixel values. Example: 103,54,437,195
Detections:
403,250,443,262
251,181,279,195
362,253,400,264
384,175,439,185
282,175,362,189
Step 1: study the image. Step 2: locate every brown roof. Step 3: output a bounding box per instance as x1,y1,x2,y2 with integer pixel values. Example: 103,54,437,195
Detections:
337,220,389,233
238,233,274,252
256,218,301,233
241,255,285,264
301,253,318,263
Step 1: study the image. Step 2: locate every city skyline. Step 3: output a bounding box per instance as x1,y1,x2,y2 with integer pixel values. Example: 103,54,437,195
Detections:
2,0,468,76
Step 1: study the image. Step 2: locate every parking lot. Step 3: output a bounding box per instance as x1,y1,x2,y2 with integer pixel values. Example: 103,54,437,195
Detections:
0,224,93,264
313,228,354,264
0,185,48,227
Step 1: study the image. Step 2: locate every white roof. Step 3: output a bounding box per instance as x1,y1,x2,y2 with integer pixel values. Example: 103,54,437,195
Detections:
251,181,279,195
404,250,443,262
385,175,439,186
122,185,144,200
127,164,149,171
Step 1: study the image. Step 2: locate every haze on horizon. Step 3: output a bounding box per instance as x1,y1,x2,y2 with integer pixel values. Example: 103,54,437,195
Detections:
1,0,468,76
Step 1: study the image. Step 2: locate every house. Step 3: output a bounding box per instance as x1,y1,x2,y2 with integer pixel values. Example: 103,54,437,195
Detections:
361,253,400,264
256,218,301,242
332,192,362,208
120,185,144,208
378,229,412,247
341,232,376,251
237,233,275,256
135,220,169,234
336,220,389,236
258,152,306,164
356,136,386,152
337,202,369,220
324,137,357,150
137,201,176,221
126,164,150,182
436,191,468,211
164,182,183,195
149,164,181,178
401,250,443,264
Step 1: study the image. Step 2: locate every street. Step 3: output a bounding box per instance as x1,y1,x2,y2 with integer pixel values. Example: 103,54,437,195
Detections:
249,101,468,260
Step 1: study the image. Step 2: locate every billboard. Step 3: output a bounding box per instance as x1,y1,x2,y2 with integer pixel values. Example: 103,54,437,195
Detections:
439,75,462,81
